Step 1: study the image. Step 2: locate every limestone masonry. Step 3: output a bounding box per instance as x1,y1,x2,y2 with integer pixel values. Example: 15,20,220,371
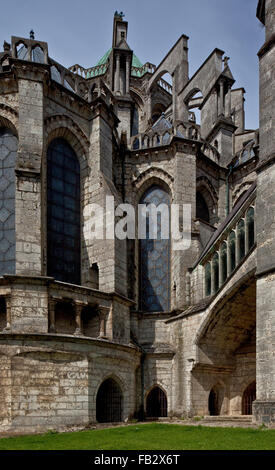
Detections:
0,0,274,432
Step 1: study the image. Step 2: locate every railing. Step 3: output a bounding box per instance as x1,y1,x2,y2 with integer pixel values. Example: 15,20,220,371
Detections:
130,122,206,152
69,63,108,79
202,193,256,298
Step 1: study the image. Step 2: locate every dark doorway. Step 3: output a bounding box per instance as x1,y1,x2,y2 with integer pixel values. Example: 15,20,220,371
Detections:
146,387,167,418
242,381,256,415
209,387,220,416
96,378,123,423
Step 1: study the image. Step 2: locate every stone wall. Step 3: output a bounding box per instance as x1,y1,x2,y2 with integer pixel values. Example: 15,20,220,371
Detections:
0,336,140,432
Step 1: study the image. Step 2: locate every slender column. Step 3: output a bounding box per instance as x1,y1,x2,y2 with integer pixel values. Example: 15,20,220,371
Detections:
125,56,130,94
236,223,241,265
48,298,56,333
245,211,249,255
219,245,223,288
172,74,176,122
147,93,152,122
210,259,215,295
74,301,83,336
98,306,110,339
115,54,120,93
3,295,11,331
213,88,218,121
227,85,232,118
227,233,231,277
219,80,225,116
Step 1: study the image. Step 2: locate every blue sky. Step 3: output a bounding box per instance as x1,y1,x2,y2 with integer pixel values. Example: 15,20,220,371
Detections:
1,0,264,129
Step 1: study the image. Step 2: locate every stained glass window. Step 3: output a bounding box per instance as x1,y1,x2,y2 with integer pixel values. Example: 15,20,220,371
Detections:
47,138,81,284
140,186,171,312
131,106,139,137
0,128,16,275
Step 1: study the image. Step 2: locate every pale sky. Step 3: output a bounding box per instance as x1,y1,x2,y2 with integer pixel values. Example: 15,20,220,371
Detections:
1,0,264,129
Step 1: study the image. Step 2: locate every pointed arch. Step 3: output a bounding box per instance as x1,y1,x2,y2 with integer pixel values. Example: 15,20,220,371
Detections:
146,385,168,417
96,377,123,423
242,381,256,415
139,184,171,312
208,382,225,416
46,137,81,284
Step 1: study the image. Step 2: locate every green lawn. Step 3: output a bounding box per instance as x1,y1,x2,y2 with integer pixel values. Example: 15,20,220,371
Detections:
0,423,274,450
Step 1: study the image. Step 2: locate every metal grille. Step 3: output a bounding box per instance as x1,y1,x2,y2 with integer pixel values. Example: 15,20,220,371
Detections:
242,381,256,415
146,387,167,418
96,379,122,423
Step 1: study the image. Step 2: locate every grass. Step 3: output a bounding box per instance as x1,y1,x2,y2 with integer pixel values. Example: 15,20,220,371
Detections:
0,423,275,450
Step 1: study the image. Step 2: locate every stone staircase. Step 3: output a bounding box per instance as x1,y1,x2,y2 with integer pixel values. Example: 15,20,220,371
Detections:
200,415,253,427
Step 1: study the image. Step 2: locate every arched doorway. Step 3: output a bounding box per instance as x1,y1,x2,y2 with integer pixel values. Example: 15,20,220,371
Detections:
146,387,167,418
242,381,256,415
208,386,222,416
96,378,123,423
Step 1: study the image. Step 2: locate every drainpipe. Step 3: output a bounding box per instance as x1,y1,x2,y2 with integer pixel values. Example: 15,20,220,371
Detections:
226,164,233,216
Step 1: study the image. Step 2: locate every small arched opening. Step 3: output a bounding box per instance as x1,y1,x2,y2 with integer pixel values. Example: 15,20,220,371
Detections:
242,381,256,415
209,385,223,416
196,191,210,223
96,378,123,423
188,90,203,125
146,386,167,418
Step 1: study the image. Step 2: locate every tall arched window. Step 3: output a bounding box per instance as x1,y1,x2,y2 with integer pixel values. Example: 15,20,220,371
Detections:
237,219,245,263
131,105,139,137
229,231,236,274
47,138,81,284
205,262,211,297
140,185,171,312
0,128,17,276
196,191,210,223
221,241,227,284
246,207,255,250
212,252,219,293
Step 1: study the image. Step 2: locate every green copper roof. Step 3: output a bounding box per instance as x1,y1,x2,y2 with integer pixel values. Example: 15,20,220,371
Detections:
95,48,112,66
87,48,146,79
132,53,143,68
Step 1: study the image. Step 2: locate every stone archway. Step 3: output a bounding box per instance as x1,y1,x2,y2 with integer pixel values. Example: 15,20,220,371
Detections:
96,378,123,423
146,386,167,418
242,381,256,415
208,384,224,416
